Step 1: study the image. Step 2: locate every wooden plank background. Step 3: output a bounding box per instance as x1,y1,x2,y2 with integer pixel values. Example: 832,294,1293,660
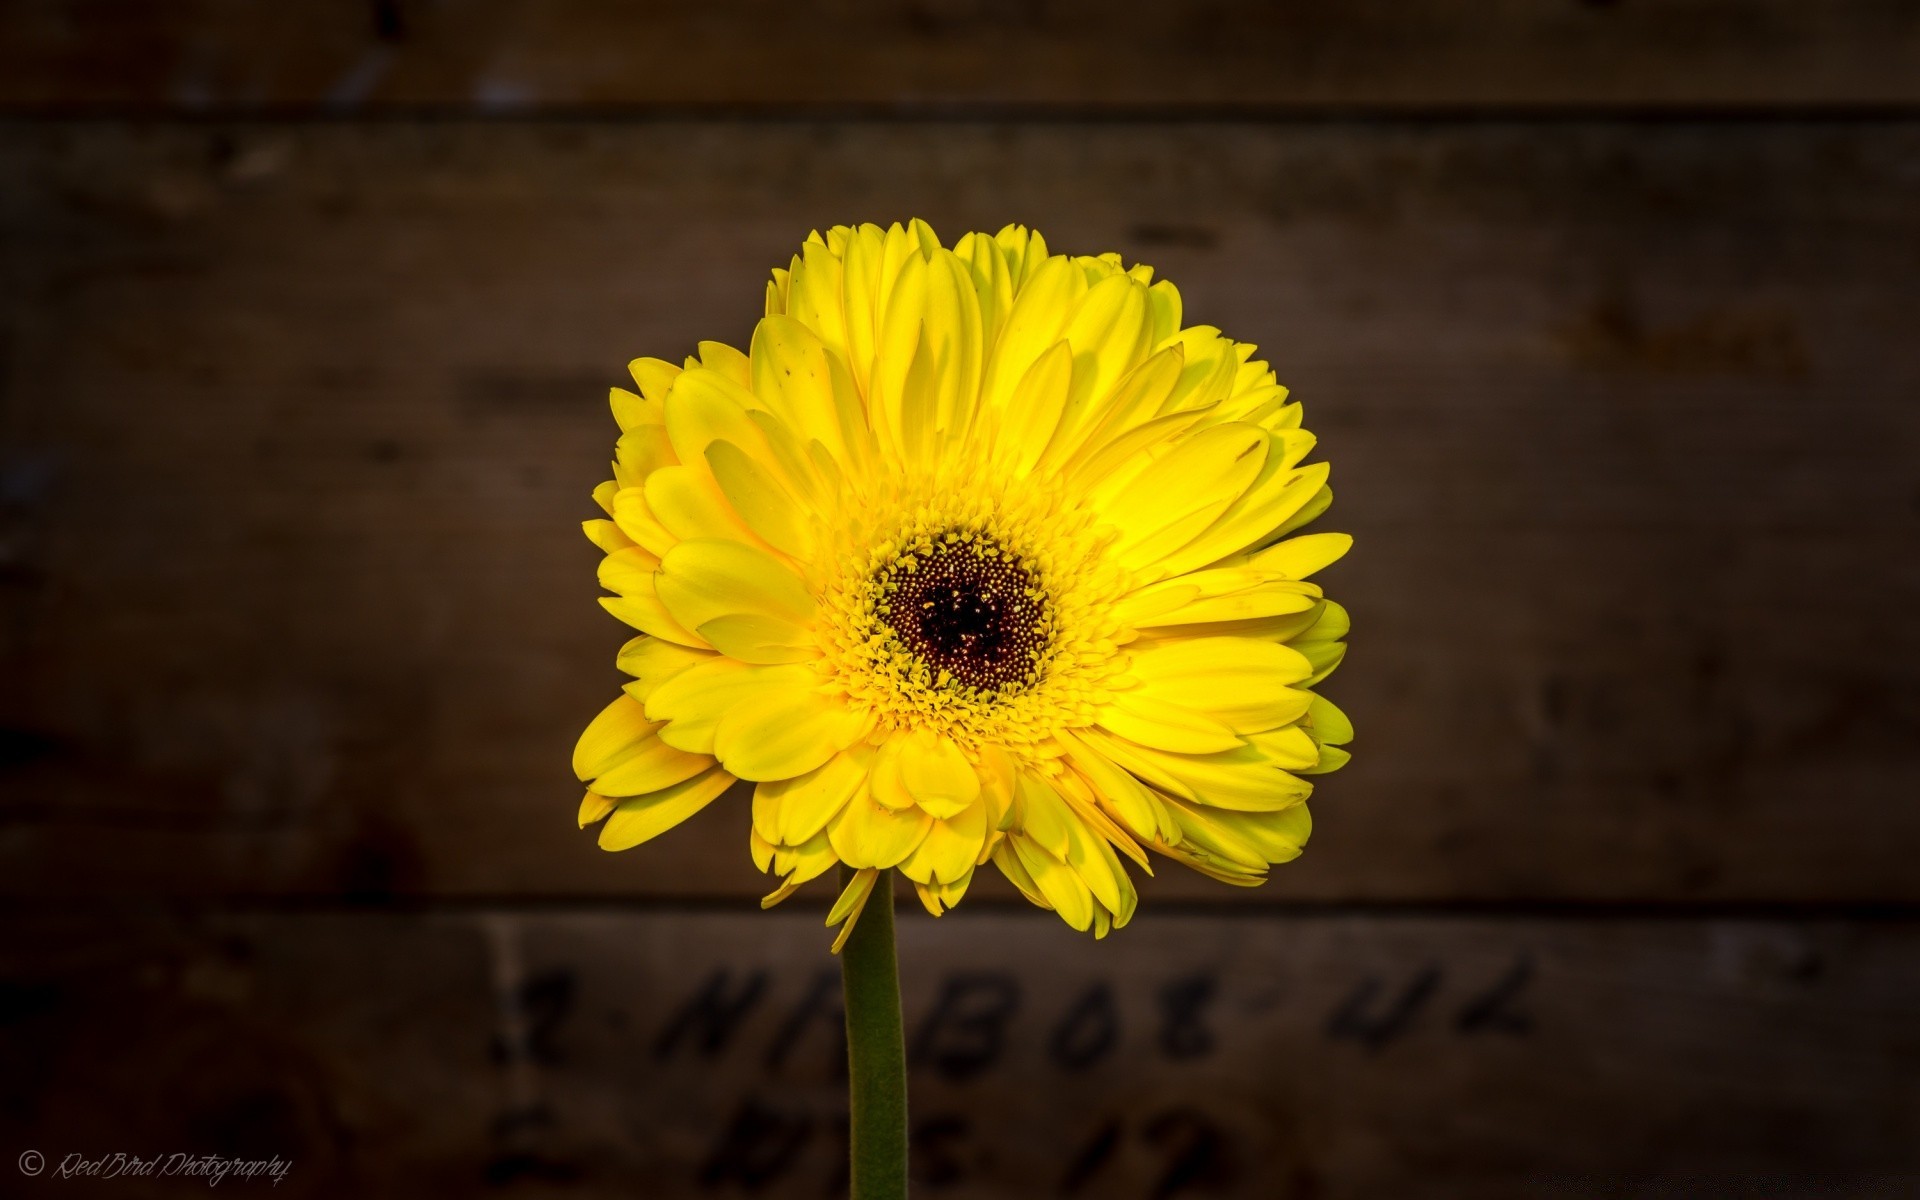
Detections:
5,910,1918,1198
3,5,1919,1196
4,121,1917,905
4,1,1920,112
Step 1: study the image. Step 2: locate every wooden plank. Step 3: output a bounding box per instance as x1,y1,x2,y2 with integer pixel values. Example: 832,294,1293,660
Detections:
1,909,1915,1196
2,122,1918,902
3,1,1920,113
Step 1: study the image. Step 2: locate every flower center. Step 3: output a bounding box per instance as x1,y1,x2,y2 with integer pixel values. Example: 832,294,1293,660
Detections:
873,530,1053,695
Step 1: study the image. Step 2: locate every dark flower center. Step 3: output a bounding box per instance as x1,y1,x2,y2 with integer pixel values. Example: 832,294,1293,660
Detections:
875,531,1052,694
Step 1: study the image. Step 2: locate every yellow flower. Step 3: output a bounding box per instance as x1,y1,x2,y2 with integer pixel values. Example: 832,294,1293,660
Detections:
576,221,1352,950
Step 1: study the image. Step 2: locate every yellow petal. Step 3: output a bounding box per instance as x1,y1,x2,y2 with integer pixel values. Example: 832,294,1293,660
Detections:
706,439,814,560
1123,637,1315,731
1157,459,1331,579
590,727,712,798
1096,691,1243,754
870,730,979,820
645,657,767,753
899,799,989,886
609,386,650,433
598,766,736,851
921,249,986,445
1044,277,1156,466
599,572,709,648
759,828,841,907
1061,816,1132,925
981,255,1086,417
781,244,850,385
1145,278,1182,346
596,546,663,598
915,872,973,917
1010,770,1074,857
1300,744,1351,775
656,539,815,638
1113,741,1312,813
711,672,864,781
1305,694,1354,745
1063,407,1210,496
1012,836,1094,932
583,518,636,555
578,791,615,828
830,790,932,869
629,356,681,404
826,865,878,926
1075,726,1198,800
1299,642,1346,685
644,465,764,548
1163,797,1311,871
993,340,1074,476
615,636,713,700
757,746,872,846
1054,342,1185,471
614,423,678,492
662,366,763,468
751,780,782,845
990,838,1052,910
1052,768,1155,872
573,693,654,781
611,485,677,559
973,742,1018,832
953,230,1014,360
1097,423,1268,573
1154,801,1272,883
1056,729,1175,843
1244,723,1322,770
1251,531,1353,580
694,340,751,387
1273,481,1333,540
696,613,819,665
1116,570,1320,630
867,252,983,466
826,867,880,954
837,223,887,399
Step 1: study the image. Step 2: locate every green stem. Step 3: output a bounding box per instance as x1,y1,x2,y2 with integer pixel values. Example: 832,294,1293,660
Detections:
840,866,909,1199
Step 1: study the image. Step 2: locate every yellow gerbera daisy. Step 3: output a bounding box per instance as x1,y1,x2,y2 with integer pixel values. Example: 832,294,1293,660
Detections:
575,221,1352,950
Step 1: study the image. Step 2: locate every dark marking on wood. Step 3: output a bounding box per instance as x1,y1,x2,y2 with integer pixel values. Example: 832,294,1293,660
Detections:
1048,982,1118,1071
371,0,406,42
1058,1116,1123,1194
912,972,1020,1082
1158,973,1217,1060
0,728,59,772
912,1113,972,1186
1454,953,1535,1036
508,969,574,1067
654,968,768,1061
697,1096,811,1192
1327,965,1443,1051
765,968,843,1076
1145,1108,1235,1199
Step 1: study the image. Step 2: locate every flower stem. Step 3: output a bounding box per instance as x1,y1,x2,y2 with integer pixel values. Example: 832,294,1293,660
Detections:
840,865,908,1199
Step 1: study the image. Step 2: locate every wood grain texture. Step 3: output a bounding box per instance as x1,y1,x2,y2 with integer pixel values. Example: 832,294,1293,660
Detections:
3,1,1920,113
2,121,1918,902
2,909,1915,1197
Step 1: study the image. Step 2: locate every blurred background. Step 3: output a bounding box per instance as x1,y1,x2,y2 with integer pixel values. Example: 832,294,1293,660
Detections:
3,2,1918,1197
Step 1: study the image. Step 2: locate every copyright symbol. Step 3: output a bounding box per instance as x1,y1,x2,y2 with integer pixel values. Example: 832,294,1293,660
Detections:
18,1150,44,1175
